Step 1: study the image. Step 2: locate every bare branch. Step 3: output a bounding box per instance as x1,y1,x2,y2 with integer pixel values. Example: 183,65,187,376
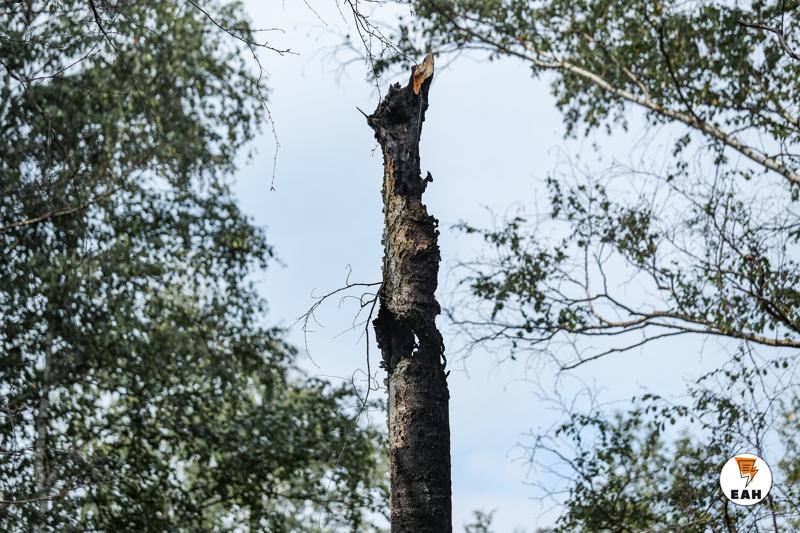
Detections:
0,188,118,233
738,18,800,61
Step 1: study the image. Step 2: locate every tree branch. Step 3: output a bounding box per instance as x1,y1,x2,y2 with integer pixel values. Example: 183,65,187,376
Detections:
738,18,800,61
0,188,118,233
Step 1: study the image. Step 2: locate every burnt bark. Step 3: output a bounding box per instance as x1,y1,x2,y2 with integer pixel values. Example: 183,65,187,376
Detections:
367,54,452,532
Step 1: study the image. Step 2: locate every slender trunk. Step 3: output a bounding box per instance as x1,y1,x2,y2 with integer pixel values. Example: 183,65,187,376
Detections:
367,53,452,532
34,340,51,532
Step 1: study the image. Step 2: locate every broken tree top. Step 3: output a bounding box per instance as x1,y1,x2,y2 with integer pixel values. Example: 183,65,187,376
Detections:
412,52,434,95
367,53,435,198
366,51,452,532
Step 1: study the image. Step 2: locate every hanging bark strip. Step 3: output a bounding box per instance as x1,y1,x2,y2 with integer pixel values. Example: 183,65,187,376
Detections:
367,53,452,532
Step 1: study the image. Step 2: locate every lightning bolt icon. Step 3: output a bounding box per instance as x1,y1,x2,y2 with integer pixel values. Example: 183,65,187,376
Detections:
735,457,758,488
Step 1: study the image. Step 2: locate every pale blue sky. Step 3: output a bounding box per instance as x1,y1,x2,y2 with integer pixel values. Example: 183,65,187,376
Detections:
233,2,738,530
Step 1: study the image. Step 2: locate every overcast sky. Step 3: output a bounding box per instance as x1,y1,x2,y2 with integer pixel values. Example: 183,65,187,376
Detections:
232,2,738,530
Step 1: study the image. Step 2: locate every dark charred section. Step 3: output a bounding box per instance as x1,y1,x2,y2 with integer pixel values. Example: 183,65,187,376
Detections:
374,305,414,373
367,54,452,532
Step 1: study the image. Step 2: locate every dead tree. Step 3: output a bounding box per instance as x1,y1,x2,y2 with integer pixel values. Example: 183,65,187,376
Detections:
367,53,452,532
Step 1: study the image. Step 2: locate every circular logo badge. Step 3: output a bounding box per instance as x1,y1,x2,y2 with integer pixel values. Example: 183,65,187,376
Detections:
719,453,772,506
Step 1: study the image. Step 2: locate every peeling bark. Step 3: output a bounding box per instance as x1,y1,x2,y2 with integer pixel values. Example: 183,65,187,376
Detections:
367,53,452,532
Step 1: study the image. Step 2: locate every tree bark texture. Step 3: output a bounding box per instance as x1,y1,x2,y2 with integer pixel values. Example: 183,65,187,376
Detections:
367,53,452,532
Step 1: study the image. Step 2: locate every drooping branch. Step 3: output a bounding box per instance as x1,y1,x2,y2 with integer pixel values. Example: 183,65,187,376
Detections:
448,161,800,371
413,1,800,186
738,18,800,61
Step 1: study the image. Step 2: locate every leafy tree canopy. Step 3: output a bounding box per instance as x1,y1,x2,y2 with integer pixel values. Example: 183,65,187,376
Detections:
371,0,800,529
0,1,385,531
381,0,800,362
531,351,800,531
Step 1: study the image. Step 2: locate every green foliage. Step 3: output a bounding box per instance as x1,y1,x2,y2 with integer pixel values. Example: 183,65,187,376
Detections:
532,351,800,531
0,1,385,531
384,2,800,366
390,1,799,169
390,1,800,362
387,0,800,529
464,509,495,533
452,166,800,368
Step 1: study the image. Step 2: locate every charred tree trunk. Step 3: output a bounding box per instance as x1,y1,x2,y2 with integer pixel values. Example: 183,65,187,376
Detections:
367,53,452,532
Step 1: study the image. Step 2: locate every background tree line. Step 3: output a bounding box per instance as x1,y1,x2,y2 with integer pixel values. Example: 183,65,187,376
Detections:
0,1,385,531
